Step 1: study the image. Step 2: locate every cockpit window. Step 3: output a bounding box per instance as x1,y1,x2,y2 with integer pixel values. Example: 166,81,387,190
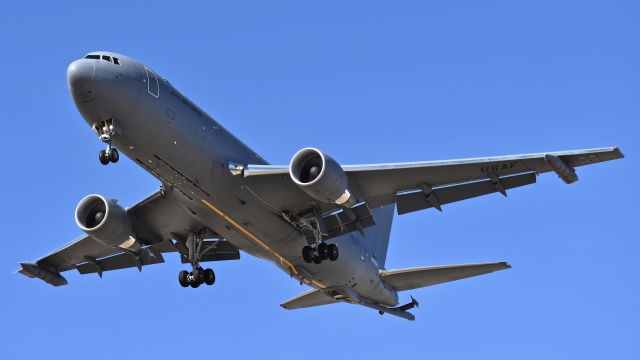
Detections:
83,54,121,65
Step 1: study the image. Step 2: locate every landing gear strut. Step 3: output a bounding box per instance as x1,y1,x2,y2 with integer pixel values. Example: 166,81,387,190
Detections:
281,208,340,265
302,242,339,264
178,231,215,288
93,119,119,165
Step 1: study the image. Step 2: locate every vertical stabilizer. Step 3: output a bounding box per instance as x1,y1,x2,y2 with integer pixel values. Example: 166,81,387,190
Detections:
363,204,395,268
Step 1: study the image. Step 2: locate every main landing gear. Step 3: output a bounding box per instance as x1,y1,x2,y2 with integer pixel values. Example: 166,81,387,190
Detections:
302,242,339,264
179,267,215,288
281,208,339,265
178,231,215,288
93,119,119,165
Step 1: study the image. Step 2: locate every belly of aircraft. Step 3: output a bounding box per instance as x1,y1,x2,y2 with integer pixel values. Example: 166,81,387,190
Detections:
105,82,397,302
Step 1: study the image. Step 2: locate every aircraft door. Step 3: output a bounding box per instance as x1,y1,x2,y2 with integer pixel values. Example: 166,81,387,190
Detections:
144,67,159,98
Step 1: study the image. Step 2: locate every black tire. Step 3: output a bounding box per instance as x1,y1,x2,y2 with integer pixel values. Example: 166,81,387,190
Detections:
108,148,119,163
313,255,322,264
317,243,329,260
204,268,215,286
328,244,339,261
178,270,189,287
190,280,200,288
302,246,314,263
99,150,109,165
192,268,203,284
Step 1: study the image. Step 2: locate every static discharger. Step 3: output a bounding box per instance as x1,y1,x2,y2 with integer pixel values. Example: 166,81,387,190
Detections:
545,154,579,184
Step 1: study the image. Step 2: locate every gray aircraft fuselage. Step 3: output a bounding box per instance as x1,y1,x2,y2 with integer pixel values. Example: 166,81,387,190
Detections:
67,51,399,306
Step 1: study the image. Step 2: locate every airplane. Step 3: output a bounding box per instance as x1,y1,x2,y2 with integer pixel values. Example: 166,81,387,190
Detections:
18,51,624,321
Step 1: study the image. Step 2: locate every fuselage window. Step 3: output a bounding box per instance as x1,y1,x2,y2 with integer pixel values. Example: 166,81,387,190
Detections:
145,67,159,98
85,54,100,60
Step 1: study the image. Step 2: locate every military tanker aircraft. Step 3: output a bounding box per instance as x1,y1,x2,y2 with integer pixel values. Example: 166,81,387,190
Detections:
18,52,624,320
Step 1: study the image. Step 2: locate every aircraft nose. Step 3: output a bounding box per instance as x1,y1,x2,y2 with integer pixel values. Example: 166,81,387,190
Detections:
67,60,95,89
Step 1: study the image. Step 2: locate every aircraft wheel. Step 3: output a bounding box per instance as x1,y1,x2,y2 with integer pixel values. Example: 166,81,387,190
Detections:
178,270,189,287
313,255,323,264
204,268,215,286
190,279,200,288
328,244,339,261
192,268,203,284
302,246,314,263
317,243,329,260
108,148,119,163
99,150,110,165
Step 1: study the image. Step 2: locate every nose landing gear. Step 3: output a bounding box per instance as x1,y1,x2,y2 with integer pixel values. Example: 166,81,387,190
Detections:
93,119,119,165
302,242,339,264
99,146,119,165
178,230,216,288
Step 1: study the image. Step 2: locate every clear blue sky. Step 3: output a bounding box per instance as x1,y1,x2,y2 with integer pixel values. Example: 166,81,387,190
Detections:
1,1,637,359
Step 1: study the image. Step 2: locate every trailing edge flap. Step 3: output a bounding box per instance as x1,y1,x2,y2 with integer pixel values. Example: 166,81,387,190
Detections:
75,246,165,274
396,172,536,215
178,240,240,264
280,288,338,310
322,202,375,240
380,262,511,291
74,240,239,275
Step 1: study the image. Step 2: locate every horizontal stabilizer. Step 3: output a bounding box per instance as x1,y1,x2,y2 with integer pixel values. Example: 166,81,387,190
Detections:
381,262,511,291
281,288,338,310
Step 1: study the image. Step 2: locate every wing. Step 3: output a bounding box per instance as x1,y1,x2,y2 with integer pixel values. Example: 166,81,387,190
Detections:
240,147,623,214
18,189,239,286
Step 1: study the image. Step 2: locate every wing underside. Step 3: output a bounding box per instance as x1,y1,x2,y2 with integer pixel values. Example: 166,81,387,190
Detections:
18,189,239,286
240,147,623,214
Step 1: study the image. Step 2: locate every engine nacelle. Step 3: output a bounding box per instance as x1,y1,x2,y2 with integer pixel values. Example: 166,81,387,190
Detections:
289,148,356,207
75,194,140,251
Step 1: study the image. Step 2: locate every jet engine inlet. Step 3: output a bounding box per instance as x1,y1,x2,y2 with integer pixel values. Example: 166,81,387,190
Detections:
75,194,140,251
289,148,356,207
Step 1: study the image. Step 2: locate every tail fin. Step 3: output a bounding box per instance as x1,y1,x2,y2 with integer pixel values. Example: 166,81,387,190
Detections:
363,204,395,268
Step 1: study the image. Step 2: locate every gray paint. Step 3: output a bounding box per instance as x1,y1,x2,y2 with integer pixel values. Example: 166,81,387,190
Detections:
18,51,624,320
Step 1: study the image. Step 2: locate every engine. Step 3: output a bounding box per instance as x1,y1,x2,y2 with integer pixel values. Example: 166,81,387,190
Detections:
289,148,356,207
75,194,140,251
